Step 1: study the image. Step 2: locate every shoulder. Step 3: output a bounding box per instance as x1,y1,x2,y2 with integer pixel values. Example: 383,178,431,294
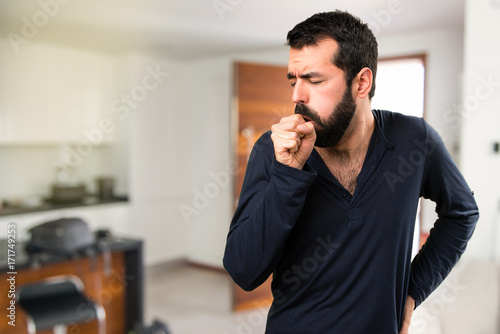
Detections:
373,109,426,129
373,109,427,142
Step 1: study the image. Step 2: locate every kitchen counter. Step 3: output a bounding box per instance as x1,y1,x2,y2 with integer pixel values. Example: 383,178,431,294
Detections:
0,195,128,217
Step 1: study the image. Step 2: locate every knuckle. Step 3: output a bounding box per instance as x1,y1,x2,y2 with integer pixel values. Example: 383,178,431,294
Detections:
282,131,297,140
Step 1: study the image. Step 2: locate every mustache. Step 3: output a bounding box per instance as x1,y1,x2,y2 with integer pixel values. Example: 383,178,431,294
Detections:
294,104,322,124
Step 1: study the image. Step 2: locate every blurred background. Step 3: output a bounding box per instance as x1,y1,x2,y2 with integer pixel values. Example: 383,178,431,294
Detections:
0,0,499,333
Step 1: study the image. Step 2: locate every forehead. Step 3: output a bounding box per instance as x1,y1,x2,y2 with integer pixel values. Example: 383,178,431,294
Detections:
288,38,339,74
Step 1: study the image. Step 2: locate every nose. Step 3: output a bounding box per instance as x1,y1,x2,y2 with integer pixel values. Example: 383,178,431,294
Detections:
292,80,309,105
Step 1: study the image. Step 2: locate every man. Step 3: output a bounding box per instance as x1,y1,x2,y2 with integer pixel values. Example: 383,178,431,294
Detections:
223,10,478,333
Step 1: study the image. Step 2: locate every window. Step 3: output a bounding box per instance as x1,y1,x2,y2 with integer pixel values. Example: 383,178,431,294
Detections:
371,55,426,118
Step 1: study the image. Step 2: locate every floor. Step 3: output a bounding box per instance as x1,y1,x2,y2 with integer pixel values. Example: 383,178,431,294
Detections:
144,263,269,334
144,260,499,334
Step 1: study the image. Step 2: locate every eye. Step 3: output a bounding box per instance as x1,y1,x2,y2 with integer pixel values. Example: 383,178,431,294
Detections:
310,80,323,85
290,82,296,87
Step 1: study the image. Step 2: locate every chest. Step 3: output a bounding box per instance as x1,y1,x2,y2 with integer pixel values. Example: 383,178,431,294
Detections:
317,150,367,195
326,159,364,195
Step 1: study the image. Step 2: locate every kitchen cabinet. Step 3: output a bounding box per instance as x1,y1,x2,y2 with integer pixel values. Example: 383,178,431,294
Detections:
0,39,116,144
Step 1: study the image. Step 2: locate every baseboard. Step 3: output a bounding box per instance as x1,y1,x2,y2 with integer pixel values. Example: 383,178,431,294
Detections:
145,258,189,275
187,260,227,274
145,258,227,276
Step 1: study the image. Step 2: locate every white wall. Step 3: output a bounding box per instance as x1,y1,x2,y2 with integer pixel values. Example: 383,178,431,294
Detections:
460,0,500,261
118,53,194,265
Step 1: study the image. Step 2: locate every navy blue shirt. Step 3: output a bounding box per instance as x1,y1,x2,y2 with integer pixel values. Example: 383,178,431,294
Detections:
223,110,478,333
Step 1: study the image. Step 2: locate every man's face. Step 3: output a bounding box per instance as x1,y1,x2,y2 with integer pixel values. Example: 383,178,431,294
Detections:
288,38,356,147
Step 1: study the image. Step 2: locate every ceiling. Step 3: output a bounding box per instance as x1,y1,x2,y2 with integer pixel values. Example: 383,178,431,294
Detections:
0,0,465,59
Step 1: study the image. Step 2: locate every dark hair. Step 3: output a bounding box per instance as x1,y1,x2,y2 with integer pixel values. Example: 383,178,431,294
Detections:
286,10,378,99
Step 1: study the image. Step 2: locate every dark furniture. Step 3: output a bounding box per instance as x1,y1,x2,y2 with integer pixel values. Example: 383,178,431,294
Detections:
0,237,143,334
17,275,106,333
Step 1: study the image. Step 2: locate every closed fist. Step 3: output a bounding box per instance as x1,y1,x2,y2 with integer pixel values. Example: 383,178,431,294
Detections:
270,114,316,169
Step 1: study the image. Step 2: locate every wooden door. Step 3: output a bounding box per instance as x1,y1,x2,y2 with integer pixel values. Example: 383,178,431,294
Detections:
232,62,294,310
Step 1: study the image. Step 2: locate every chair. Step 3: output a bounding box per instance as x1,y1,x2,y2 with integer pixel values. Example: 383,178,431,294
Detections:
17,275,106,334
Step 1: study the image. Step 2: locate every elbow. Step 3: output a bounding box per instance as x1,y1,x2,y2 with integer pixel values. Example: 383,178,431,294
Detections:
470,193,480,222
471,211,479,228
234,278,261,292
472,209,479,222
223,255,262,292
466,208,479,232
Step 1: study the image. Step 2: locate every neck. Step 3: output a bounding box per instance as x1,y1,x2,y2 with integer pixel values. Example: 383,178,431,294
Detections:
317,105,375,158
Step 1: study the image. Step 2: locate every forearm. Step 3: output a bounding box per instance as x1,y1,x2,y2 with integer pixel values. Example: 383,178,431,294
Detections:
223,160,316,291
408,208,478,306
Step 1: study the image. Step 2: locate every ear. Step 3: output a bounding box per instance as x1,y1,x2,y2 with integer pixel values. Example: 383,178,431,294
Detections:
354,67,373,99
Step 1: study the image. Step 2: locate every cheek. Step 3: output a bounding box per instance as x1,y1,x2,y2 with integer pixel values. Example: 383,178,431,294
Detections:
312,90,340,119
326,84,347,104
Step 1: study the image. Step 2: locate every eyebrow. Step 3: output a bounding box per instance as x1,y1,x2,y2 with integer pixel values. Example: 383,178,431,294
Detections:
287,71,324,80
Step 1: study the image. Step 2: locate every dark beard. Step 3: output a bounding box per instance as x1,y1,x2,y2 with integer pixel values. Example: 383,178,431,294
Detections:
295,88,356,147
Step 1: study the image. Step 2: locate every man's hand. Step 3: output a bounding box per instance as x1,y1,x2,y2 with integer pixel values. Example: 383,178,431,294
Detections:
399,295,415,334
271,114,316,169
